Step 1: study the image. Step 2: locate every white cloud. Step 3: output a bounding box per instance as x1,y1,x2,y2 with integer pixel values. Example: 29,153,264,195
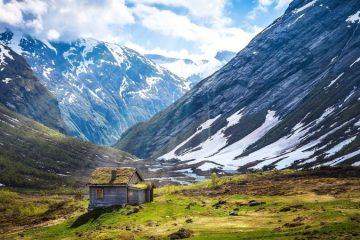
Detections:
42,0,134,42
0,0,134,42
47,29,60,40
129,0,230,26
275,0,293,10
132,4,259,59
125,41,192,59
0,0,47,30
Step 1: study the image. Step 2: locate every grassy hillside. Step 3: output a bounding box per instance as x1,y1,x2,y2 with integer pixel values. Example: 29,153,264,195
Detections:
0,105,137,188
1,167,359,239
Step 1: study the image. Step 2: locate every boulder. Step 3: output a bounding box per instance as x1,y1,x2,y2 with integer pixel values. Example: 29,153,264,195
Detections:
168,228,193,239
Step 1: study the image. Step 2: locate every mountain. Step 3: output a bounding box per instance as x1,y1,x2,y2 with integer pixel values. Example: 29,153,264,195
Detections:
0,44,65,131
0,105,138,188
146,51,236,84
0,31,190,145
116,0,360,172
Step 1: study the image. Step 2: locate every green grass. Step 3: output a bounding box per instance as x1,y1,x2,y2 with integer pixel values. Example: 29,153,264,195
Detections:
2,169,359,240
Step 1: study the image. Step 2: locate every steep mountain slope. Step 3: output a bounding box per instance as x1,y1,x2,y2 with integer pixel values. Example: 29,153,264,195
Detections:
146,51,236,84
0,44,64,131
0,106,137,188
0,31,190,144
116,0,360,172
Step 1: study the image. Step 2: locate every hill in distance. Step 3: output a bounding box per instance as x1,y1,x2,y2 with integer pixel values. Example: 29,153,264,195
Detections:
0,106,137,189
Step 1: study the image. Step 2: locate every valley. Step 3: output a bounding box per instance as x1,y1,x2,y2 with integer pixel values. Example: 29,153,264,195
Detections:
0,0,359,239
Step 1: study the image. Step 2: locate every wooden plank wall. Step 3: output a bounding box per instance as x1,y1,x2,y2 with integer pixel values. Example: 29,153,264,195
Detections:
89,186,127,209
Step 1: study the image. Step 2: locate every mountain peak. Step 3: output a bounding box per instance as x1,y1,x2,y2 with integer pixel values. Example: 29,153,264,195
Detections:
0,29,190,144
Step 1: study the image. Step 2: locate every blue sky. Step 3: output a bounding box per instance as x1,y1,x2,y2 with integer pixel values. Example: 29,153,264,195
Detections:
0,0,292,60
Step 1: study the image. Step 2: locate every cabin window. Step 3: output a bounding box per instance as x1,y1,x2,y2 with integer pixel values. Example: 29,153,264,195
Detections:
96,188,104,199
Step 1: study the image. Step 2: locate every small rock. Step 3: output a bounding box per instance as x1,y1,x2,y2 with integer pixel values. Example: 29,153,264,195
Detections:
293,216,304,222
168,228,193,239
283,222,304,228
212,200,227,208
248,200,265,207
279,207,291,212
229,211,238,216
185,218,193,223
224,188,231,193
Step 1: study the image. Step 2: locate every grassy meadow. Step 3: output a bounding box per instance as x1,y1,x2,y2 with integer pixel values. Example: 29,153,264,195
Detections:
0,168,359,240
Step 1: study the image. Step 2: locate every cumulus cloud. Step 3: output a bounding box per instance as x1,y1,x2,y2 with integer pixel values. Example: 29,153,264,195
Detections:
0,0,47,31
0,0,134,42
132,4,259,59
129,0,230,26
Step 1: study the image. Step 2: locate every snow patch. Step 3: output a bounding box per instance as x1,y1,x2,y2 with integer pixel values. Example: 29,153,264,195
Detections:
293,0,317,14
350,57,360,68
146,77,161,88
80,38,98,56
324,149,360,166
325,136,356,157
198,162,221,171
2,78,12,84
327,72,344,88
42,67,54,79
0,44,13,66
106,43,125,66
160,114,222,160
161,110,281,171
344,88,356,102
41,39,57,54
67,93,76,104
346,10,360,24
119,77,129,98
355,119,360,127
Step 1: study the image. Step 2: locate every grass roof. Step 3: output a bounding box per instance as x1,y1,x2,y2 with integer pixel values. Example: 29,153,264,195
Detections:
88,167,137,185
130,182,153,189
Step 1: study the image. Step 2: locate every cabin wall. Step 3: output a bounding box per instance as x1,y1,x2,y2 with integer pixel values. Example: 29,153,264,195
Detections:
128,188,146,205
89,186,127,210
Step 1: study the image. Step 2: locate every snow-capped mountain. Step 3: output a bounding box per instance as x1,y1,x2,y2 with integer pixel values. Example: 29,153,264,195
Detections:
116,0,360,171
0,44,65,131
0,30,190,144
146,51,236,84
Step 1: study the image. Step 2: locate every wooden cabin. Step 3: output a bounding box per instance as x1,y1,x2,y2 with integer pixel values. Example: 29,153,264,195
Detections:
88,167,153,211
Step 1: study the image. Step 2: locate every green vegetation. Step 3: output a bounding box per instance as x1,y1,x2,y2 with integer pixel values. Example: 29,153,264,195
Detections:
89,167,137,185
1,168,359,239
0,106,136,188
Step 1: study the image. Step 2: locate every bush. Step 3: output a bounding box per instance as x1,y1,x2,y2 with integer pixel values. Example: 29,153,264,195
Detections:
210,173,219,188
